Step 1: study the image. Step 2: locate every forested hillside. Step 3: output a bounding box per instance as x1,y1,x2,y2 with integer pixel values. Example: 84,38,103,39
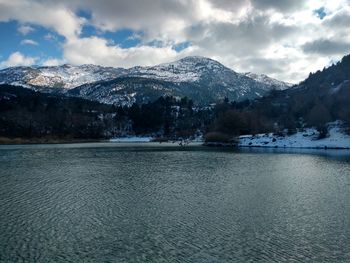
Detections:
0,85,211,141
209,55,350,140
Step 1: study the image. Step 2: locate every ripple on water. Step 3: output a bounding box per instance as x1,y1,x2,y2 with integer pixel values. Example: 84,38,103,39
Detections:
0,144,350,262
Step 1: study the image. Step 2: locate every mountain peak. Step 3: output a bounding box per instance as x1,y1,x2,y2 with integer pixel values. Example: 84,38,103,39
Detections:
127,56,232,83
177,56,216,62
166,56,226,68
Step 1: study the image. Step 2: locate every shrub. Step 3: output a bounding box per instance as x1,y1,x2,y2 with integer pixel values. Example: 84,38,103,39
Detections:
204,132,233,143
287,128,297,135
317,125,329,139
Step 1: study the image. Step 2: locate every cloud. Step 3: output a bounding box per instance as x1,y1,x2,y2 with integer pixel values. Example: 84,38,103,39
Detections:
207,0,249,12
185,13,297,57
20,39,38,46
63,0,201,41
302,39,350,55
17,24,35,35
44,33,58,42
207,0,306,13
323,6,350,29
42,58,65,66
1,0,350,83
0,52,37,68
63,36,194,68
251,0,306,12
0,0,85,39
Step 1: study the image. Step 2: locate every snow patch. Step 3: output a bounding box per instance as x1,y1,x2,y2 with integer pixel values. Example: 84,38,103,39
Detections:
110,136,152,143
239,123,350,149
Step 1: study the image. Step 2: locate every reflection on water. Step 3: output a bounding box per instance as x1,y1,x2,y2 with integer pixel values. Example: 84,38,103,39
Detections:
0,143,349,262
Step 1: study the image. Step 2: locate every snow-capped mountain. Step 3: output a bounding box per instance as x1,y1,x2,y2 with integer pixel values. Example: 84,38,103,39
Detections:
129,57,292,91
0,64,125,90
0,56,292,105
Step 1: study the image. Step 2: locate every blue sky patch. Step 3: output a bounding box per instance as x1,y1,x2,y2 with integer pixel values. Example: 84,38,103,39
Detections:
173,42,191,52
0,21,64,62
314,7,327,20
103,29,143,48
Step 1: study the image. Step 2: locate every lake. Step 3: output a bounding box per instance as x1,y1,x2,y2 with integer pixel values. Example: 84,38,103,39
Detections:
0,143,350,262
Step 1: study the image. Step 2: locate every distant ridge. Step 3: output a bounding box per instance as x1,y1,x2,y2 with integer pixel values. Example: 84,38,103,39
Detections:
0,56,292,105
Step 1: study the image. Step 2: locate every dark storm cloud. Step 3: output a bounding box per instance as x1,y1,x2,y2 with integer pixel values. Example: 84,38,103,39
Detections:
302,39,350,55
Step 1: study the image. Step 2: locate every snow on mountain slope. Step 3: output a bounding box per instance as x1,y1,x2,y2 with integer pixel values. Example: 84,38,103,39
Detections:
244,72,293,90
68,77,185,106
129,56,292,90
0,64,125,89
0,56,292,105
128,56,221,82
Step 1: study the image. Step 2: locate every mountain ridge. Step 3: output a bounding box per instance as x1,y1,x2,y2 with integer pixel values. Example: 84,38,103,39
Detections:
0,56,292,105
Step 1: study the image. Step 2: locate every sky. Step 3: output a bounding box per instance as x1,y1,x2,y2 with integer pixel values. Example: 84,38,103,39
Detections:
0,0,350,83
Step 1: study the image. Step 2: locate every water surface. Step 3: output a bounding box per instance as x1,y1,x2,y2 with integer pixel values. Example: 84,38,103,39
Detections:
0,143,350,262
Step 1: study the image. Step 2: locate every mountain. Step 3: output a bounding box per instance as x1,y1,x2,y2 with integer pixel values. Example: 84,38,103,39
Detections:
67,77,187,106
0,56,292,105
0,64,125,90
69,57,293,105
243,72,293,89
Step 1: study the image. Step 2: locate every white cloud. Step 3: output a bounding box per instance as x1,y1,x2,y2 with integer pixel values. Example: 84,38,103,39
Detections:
44,33,57,41
1,0,350,82
42,58,65,66
63,36,196,68
0,0,84,39
0,52,37,68
20,39,38,46
62,0,202,43
17,24,35,35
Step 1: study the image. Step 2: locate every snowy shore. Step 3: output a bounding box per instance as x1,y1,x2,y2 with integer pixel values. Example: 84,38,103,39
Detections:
108,123,350,149
109,136,204,144
238,125,350,149
109,136,152,143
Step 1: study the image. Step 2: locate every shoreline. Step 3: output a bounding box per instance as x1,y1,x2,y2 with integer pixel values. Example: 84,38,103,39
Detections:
204,142,350,150
2,138,350,150
0,137,106,145
238,145,350,150
0,136,200,146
